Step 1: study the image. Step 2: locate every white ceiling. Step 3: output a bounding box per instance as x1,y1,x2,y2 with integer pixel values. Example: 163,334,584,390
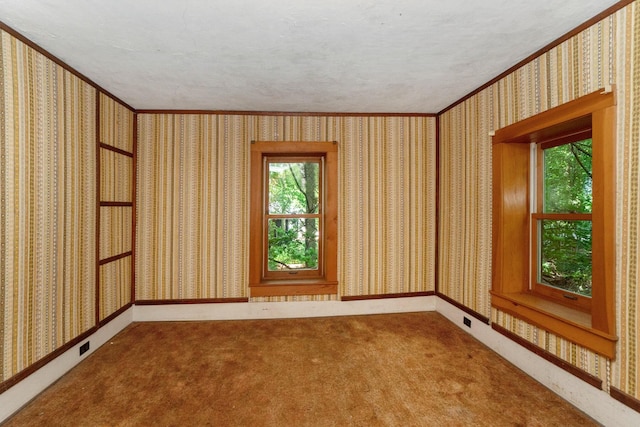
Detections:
0,0,621,113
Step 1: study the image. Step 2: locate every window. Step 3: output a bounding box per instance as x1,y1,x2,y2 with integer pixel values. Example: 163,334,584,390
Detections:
531,132,593,312
491,88,617,358
265,157,322,279
249,141,338,297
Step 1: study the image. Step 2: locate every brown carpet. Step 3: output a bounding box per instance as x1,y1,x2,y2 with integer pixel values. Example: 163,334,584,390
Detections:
4,312,596,426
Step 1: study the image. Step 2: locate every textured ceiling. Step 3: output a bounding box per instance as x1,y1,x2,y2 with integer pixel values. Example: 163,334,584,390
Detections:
0,0,622,113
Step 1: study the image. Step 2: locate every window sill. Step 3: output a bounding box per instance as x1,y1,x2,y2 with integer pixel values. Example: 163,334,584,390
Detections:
491,291,617,358
249,280,338,297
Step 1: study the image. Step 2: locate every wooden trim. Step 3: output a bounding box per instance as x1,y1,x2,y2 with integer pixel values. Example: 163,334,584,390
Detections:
493,89,614,145
135,298,249,305
531,282,592,312
0,22,135,112
252,141,339,152
266,213,322,220
341,291,435,301
249,283,338,297
2,0,630,121
95,91,101,326
491,292,617,358
98,303,132,327
492,323,603,389
610,387,640,413
100,142,133,158
536,143,543,212
137,109,436,117
100,201,133,207
492,88,617,356
0,326,98,393
99,90,134,117
531,213,592,221
437,293,490,324
131,114,137,303
263,156,324,281
249,148,263,286
437,1,633,115
435,116,440,294
538,128,592,151
99,251,132,266
492,142,531,295
324,149,338,284
0,285,133,394
250,141,339,293
590,103,617,334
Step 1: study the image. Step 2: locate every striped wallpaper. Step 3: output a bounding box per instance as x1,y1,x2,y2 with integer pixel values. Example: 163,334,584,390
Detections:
99,206,132,260
100,149,132,202
98,93,134,321
438,3,639,400
619,0,640,402
3,0,637,409
136,115,436,301
0,30,96,382
99,258,131,322
100,94,134,153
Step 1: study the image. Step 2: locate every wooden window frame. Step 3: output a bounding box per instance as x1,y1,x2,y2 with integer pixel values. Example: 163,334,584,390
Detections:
263,155,324,281
249,141,338,297
491,88,617,358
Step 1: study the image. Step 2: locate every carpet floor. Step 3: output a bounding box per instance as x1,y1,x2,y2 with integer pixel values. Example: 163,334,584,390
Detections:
4,312,596,426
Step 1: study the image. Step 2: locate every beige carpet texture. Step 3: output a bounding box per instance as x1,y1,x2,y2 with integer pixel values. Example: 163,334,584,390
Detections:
4,312,596,426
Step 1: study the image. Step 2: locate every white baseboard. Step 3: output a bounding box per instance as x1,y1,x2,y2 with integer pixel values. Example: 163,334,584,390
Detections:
0,307,133,423
1,296,435,423
436,297,640,427
133,295,437,322
3,298,639,426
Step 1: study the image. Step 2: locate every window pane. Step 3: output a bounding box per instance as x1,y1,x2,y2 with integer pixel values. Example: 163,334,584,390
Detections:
543,139,592,213
267,218,319,271
538,219,592,297
268,162,319,214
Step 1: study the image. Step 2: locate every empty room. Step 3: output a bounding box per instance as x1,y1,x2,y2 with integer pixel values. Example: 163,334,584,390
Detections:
1,0,640,425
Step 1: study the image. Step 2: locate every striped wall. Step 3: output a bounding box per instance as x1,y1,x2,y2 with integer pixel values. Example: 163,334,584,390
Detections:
136,115,436,301
3,0,636,411
0,30,96,382
619,0,640,403
98,257,131,322
100,93,134,153
99,206,132,260
100,149,132,202
438,3,639,400
98,94,134,321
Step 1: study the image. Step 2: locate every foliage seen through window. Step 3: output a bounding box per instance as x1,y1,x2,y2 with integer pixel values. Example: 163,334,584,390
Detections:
267,161,320,271
538,139,592,297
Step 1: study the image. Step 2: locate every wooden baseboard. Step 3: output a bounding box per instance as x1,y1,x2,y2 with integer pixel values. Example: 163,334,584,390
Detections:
610,386,640,413
0,326,97,393
437,292,490,324
99,303,133,327
135,298,249,305
341,291,435,301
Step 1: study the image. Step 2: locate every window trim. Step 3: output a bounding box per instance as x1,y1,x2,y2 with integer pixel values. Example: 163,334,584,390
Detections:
491,88,617,358
249,141,338,297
